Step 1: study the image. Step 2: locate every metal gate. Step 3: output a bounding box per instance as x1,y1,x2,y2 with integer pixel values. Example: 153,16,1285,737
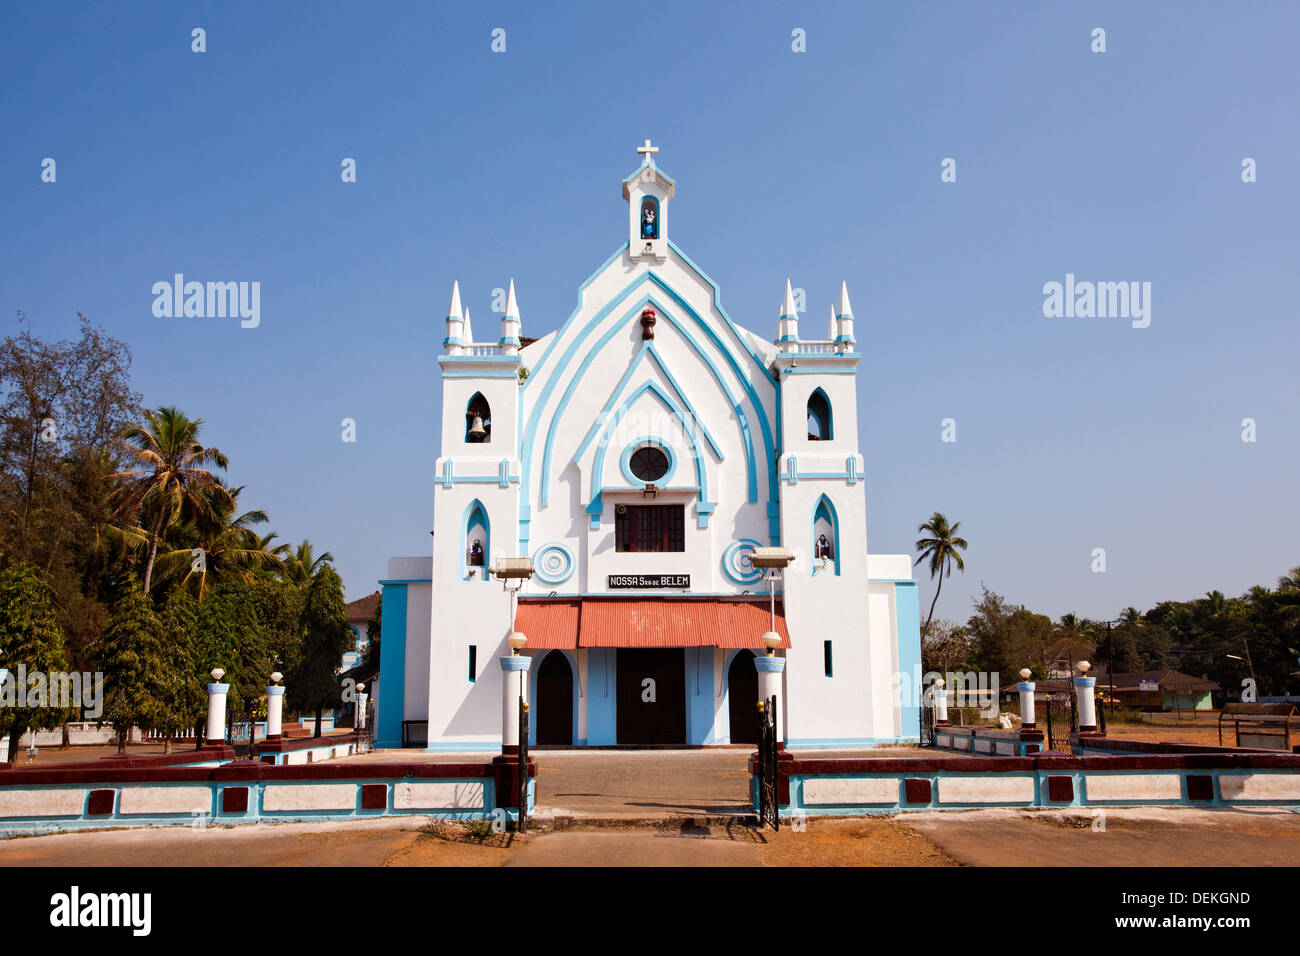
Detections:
517,697,530,833
919,699,936,747
756,695,779,831
228,721,253,759
1044,691,1077,751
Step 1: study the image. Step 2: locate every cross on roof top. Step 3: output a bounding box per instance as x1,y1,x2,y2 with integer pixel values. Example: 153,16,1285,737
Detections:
636,139,659,163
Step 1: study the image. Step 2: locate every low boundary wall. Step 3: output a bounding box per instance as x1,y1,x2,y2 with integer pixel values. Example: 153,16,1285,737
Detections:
933,725,1043,756
0,758,536,837
254,733,360,765
751,752,1300,817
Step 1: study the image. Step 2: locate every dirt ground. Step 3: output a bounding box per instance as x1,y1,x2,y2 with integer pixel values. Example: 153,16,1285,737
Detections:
3,808,1298,867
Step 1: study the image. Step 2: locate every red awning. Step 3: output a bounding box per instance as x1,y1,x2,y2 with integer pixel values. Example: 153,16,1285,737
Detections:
513,599,582,649
513,599,790,650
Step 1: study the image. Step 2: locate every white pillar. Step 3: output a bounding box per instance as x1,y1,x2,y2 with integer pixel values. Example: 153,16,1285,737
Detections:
1018,681,1036,728
754,655,786,744
355,692,368,730
205,680,230,746
500,656,532,750
933,678,949,724
1074,675,1098,731
266,684,285,739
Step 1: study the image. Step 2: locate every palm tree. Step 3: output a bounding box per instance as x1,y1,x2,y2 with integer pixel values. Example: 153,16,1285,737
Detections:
282,540,334,588
914,512,968,632
151,483,285,600
108,407,233,592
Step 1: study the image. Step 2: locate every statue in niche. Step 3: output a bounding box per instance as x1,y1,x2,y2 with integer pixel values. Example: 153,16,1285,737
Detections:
469,539,484,567
816,534,833,560
641,199,658,240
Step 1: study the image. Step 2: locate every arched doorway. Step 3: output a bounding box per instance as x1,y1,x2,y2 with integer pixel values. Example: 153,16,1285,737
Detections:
727,650,759,745
536,652,573,745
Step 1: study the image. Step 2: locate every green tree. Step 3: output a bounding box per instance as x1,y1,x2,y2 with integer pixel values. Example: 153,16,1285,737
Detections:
193,581,272,737
292,566,350,738
0,564,74,763
108,406,233,592
915,512,968,632
282,540,334,589
155,588,203,753
99,581,171,752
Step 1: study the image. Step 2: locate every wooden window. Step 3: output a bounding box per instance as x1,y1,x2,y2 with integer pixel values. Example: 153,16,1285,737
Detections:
615,504,685,552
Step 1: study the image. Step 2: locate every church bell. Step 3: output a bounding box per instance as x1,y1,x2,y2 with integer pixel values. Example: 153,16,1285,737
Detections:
467,414,487,441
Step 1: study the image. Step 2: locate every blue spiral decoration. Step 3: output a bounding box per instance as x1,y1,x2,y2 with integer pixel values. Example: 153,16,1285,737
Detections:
533,543,575,586
722,538,764,586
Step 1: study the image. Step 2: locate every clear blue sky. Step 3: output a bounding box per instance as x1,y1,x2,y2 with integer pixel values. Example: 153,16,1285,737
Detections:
2,2,1297,624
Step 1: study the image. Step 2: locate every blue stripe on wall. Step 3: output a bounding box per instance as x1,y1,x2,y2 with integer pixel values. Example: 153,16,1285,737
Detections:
375,583,409,748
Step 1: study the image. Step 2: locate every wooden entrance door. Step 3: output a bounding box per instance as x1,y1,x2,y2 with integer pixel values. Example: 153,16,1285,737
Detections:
536,651,574,745
727,650,759,744
616,648,686,745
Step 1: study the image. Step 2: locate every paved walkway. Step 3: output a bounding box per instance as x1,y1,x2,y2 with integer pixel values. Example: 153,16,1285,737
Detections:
338,746,944,819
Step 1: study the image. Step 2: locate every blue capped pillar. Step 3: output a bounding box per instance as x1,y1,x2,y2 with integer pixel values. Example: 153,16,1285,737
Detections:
500,646,532,753
1074,661,1099,733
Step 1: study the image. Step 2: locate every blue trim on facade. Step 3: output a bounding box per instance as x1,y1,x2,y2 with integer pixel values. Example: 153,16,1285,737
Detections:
586,648,617,745
589,382,710,508
521,273,778,537
375,583,409,748
531,542,576,585
721,538,764,585
618,435,678,487
685,647,715,745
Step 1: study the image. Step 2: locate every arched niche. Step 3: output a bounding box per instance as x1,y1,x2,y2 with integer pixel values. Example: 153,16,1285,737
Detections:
807,387,832,441
466,392,492,443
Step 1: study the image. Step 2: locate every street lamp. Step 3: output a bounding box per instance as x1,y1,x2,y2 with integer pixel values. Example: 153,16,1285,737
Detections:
491,558,535,655
748,546,795,655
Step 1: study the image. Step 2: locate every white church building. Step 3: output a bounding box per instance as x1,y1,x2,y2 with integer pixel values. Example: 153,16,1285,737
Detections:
374,143,922,750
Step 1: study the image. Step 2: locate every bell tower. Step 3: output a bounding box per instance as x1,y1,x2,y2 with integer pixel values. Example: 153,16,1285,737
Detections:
623,140,675,263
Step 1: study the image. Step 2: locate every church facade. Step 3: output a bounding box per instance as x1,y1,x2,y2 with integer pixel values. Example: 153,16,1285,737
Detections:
374,144,922,751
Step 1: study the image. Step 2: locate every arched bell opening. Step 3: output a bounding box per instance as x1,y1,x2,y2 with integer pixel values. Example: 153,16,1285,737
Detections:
466,392,492,443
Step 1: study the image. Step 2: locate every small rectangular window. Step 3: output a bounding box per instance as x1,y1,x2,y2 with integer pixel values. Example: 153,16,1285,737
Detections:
824,640,833,677
615,504,685,552
468,645,477,682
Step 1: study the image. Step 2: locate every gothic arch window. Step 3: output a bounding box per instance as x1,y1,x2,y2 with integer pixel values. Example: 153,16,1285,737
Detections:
464,500,490,581
807,388,832,441
466,392,491,443
639,197,659,240
812,495,840,576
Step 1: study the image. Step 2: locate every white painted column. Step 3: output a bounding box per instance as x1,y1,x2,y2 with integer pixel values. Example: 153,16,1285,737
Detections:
1074,675,1098,731
933,677,949,725
205,669,230,746
1017,669,1036,729
355,691,368,730
500,655,532,750
754,655,786,744
266,683,285,739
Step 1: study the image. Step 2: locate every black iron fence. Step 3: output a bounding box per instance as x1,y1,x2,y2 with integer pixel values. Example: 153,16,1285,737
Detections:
756,695,779,830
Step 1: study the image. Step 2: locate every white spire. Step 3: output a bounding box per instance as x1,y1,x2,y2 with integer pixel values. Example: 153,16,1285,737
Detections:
462,307,474,345
447,280,463,321
827,305,837,341
500,278,522,353
837,281,853,318
443,280,465,354
836,281,856,345
780,278,798,318
777,278,800,350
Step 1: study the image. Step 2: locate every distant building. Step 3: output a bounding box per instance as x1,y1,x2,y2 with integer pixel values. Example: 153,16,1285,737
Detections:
1090,669,1222,711
342,590,379,672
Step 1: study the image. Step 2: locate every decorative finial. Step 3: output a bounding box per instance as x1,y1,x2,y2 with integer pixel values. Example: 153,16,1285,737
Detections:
640,307,657,340
637,139,659,163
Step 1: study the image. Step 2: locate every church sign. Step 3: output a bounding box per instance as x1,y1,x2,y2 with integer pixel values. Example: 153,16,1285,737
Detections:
607,574,690,590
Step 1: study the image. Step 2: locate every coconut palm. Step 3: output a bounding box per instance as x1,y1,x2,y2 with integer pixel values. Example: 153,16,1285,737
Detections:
108,407,233,591
282,540,334,588
151,483,285,600
914,512,968,632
